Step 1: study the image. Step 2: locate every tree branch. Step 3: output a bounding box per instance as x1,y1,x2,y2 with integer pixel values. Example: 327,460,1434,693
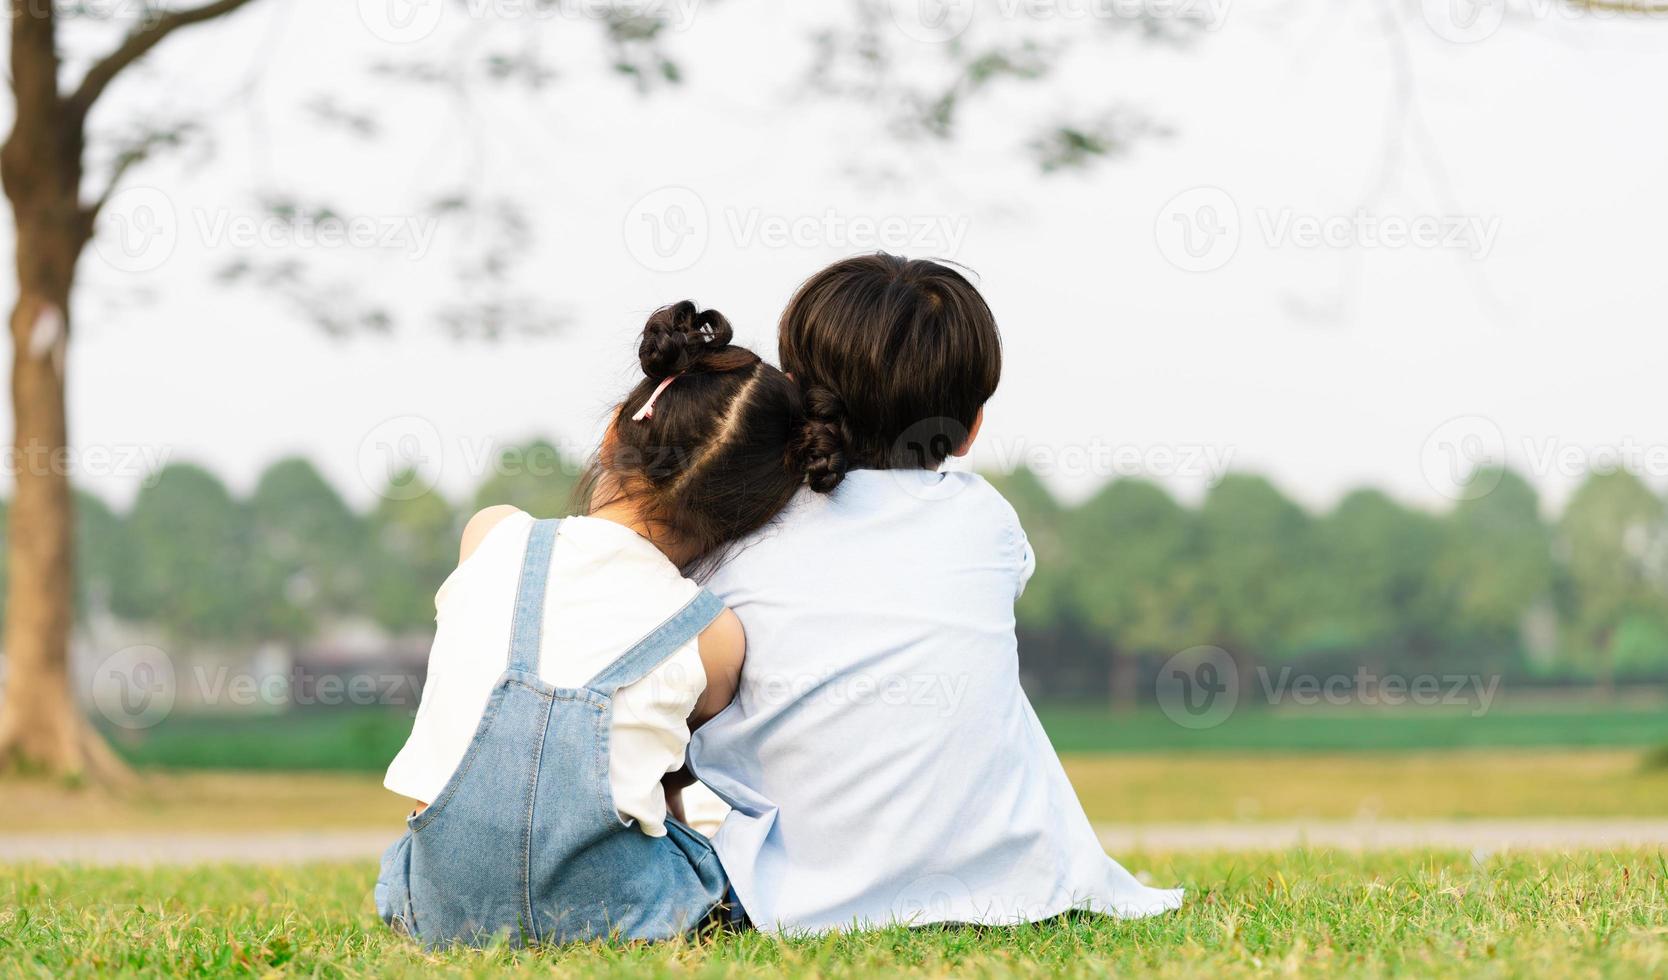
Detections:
68,0,262,117
80,140,152,233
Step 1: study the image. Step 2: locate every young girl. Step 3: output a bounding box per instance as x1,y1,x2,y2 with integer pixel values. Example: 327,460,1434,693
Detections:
376,302,833,947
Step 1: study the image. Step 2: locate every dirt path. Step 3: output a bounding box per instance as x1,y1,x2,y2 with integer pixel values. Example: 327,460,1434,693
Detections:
0,830,395,865
3,820,1666,865
1094,818,1668,853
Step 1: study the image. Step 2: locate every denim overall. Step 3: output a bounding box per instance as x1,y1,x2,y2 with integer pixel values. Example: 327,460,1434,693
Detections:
376,518,729,947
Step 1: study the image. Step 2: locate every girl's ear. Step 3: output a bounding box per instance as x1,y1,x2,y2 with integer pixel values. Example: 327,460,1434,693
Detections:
951,407,984,458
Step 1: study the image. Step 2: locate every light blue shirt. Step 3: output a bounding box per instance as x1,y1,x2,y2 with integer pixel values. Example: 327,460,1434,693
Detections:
689,469,1183,934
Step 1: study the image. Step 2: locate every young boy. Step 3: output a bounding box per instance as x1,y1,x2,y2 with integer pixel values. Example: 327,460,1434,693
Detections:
687,254,1183,933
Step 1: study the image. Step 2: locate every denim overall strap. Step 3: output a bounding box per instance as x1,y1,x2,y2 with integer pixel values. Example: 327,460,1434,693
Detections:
506,518,560,674
584,588,724,697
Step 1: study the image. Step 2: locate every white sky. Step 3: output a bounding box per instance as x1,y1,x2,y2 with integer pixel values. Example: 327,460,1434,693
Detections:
4,0,1667,516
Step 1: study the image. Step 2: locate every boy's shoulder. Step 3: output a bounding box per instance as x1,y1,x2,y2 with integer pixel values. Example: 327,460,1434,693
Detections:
708,470,1034,604
909,470,1028,536
718,470,1025,570
944,470,1023,518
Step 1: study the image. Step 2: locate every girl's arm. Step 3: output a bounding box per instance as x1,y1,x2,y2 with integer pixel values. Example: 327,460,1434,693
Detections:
690,608,745,729
664,609,744,821
405,505,523,818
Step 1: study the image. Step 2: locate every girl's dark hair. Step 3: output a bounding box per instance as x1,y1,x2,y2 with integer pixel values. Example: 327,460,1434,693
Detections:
778,253,1001,476
580,300,842,569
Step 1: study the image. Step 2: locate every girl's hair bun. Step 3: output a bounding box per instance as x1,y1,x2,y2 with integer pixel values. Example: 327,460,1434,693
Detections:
639,300,734,378
792,383,849,494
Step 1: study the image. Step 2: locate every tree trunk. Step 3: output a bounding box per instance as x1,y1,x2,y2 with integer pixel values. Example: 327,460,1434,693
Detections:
0,0,130,783
0,290,127,782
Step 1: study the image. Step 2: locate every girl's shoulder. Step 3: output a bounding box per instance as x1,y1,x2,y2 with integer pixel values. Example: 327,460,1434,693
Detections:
434,507,533,614
460,505,528,562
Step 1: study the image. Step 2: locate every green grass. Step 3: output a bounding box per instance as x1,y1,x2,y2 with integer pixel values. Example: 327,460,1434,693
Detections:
2,851,1664,977
104,711,413,772
102,703,1668,773
1037,704,1668,754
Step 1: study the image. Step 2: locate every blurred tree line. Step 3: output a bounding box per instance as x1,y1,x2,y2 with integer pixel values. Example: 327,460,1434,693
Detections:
995,465,1668,702
7,450,1666,704
0,440,577,651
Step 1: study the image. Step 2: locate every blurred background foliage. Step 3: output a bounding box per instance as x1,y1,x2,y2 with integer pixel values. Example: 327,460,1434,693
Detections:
9,450,1664,708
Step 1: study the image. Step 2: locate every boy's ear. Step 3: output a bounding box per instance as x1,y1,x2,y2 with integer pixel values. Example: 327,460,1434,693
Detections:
951,407,984,458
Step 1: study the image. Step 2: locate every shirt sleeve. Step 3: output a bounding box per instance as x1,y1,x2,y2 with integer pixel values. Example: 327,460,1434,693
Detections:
1013,517,1037,600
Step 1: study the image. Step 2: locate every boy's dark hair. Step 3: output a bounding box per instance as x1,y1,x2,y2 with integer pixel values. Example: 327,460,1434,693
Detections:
780,253,1001,485
580,301,842,569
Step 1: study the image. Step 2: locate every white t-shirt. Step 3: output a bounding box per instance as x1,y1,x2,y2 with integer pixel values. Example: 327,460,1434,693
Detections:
384,512,708,838
689,469,1183,933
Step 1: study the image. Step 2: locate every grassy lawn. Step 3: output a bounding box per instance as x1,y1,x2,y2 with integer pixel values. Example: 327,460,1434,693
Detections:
2,850,1663,977
5,748,1667,834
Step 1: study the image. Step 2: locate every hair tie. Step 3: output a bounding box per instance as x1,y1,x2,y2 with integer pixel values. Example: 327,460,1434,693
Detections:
630,374,680,421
